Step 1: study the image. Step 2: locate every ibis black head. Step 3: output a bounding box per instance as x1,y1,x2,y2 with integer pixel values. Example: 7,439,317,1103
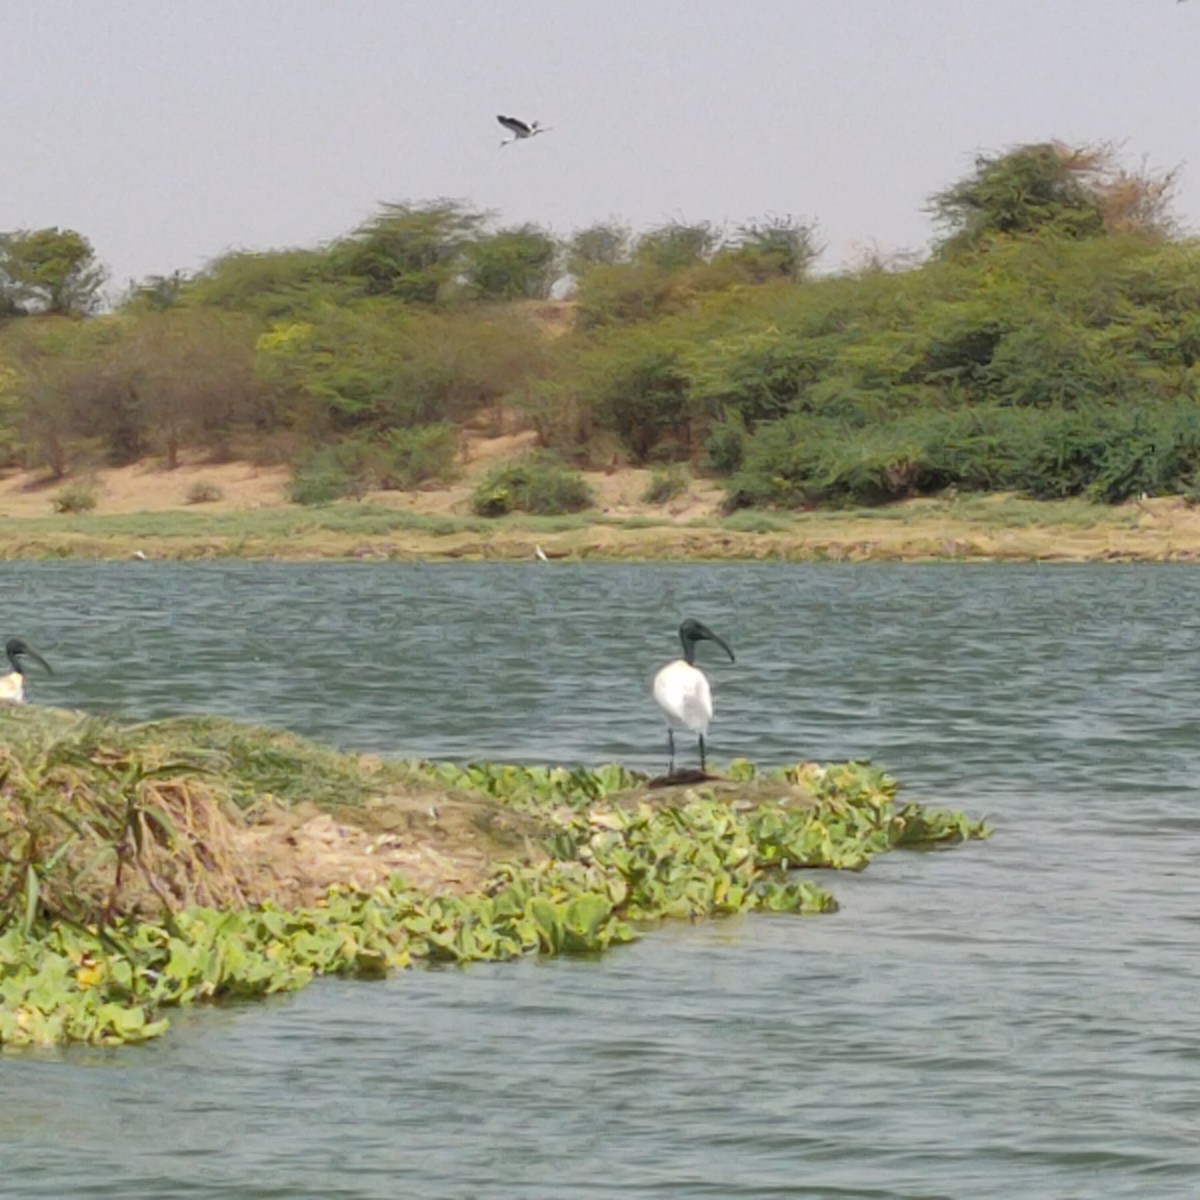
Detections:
677,619,735,667
6,638,52,677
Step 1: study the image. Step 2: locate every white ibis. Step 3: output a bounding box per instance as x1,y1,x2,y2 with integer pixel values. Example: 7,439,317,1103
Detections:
0,638,53,704
652,619,735,775
497,114,550,147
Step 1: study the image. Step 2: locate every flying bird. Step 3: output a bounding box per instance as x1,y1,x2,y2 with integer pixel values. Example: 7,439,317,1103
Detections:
0,638,53,704
497,114,550,147
652,619,735,776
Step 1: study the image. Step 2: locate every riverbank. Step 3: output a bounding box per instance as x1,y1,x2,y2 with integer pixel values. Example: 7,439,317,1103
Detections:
1,451,1197,562
0,492,1196,562
0,707,986,1047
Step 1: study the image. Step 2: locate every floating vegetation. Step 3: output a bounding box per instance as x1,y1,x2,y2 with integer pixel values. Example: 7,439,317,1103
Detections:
0,707,988,1047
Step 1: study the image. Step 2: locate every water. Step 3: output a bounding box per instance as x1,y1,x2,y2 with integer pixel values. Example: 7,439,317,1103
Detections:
2,562,1200,1198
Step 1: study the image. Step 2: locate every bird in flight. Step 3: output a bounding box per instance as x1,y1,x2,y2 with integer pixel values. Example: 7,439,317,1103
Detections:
497,114,550,147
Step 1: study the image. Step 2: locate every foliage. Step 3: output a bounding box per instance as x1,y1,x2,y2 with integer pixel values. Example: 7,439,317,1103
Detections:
0,706,987,1046
634,221,719,273
566,221,632,279
471,452,594,516
288,424,460,503
330,200,487,304
464,225,558,301
642,465,689,504
717,215,821,282
930,141,1177,256
287,445,365,505
0,142,1194,510
0,228,107,316
724,402,1200,509
185,480,224,505
180,249,339,319
255,304,546,435
51,480,99,513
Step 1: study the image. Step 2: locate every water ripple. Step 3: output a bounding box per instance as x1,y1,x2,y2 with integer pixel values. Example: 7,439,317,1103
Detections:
4,563,1200,1197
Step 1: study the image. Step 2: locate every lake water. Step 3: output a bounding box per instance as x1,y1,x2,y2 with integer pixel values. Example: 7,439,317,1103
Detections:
2,561,1199,1198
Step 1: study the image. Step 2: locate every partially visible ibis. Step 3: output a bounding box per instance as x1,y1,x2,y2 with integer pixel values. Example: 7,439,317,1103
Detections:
0,638,53,704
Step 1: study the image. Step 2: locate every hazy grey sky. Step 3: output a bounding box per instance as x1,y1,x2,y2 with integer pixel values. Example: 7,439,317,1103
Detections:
5,0,1197,291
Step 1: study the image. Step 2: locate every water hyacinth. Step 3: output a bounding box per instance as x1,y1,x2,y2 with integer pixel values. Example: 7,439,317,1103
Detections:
0,708,988,1048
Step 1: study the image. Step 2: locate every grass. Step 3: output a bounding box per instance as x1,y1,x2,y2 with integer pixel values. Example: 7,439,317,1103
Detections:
0,492,1182,561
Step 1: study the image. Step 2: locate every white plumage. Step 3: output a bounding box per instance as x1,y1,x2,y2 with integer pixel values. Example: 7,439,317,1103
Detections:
652,619,735,775
0,638,52,704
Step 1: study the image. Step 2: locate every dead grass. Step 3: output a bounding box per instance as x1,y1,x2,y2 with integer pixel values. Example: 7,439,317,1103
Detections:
0,706,555,922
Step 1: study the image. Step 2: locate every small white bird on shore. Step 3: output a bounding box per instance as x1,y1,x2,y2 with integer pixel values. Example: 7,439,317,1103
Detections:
0,638,53,704
652,619,735,775
534,545,549,562
497,114,550,147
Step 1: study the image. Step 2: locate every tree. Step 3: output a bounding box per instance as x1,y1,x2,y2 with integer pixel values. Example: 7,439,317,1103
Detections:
634,221,719,272
463,224,559,300
331,200,486,303
930,141,1179,256
566,221,631,279
0,228,107,315
719,216,821,282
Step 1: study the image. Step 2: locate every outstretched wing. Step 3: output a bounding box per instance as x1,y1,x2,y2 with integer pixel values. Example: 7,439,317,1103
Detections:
497,114,531,136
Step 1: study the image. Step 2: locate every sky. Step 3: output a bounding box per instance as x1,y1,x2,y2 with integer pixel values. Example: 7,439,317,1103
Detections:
5,0,1199,294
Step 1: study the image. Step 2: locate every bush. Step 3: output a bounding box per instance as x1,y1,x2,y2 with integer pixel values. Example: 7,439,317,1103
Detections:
287,427,461,505
287,448,363,505
375,424,460,489
642,465,689,505
725,401,1200,510
185,480,224,505
704,417,748,473
472,453,594,516
52,480,98,514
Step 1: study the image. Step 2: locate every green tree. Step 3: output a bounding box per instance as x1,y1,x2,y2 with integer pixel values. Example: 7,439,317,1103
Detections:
331,200,486,303
566,222,631,279
930,143,1106,254
464,224,559,300
0,228,107,315
719,216,821,282
634,221,719,272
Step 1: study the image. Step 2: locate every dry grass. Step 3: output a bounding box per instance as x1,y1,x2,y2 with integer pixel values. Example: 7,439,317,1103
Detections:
0,706,554,923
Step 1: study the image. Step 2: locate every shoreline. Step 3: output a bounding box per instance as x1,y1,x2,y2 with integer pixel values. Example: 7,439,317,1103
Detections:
1,459,1198,563
1,502,1199,562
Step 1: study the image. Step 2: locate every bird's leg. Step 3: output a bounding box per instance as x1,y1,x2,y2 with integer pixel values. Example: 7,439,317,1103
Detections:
699,734,706,773
667,728,675,776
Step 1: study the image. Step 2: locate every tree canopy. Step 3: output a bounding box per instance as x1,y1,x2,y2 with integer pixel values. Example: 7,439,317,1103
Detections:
0,228,107,316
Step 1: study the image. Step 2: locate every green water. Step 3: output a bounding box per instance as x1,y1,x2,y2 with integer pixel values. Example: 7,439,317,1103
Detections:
2,562,1198,1198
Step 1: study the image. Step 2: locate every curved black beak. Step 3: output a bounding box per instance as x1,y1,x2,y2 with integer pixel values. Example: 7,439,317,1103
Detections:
688,621,735,664
707,631,735,664
7,640,52,677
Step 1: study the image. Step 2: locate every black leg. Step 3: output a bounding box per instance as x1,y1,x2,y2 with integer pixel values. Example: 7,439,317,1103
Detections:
667,728,675,775
699,733,706,772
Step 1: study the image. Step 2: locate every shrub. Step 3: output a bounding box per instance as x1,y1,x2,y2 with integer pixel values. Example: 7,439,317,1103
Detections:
52,480,98,514
704,417,748,474
375,423,460,489
185,480,224,505
472,453,593,516
287,447,363,505
642,465,689,505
